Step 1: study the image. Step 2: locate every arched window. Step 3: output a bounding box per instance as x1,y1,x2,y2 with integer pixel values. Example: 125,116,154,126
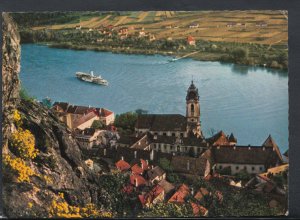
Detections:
191,104,194,116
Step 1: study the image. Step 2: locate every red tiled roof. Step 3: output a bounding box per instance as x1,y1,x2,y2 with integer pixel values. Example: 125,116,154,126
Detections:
194,187,209,202
73,111,98,128
187,36,195,42
130,174,147,187
138,185,164,207
140,159,150,170
168,184,190,203
131,164,144,175
190,202,208,216
99,108,113,117
115,160,131,171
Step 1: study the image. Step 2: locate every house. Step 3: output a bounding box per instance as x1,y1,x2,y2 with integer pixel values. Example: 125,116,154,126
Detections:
157,179,175,200
189,23,199,28
168,184,190,203
149,34,156,41
226,22,237,27
206,130,237,146
98,108,114,125
167,37,173,41
211,135,283,175
164,25,172,29
140,159,150,170
139,31,146,37
106,25,114,30
115,159,131,172
256,22,268,27
131,163,144,175
74,128,104,149
260,164,288,178
118,27,128,35
147,166,166,184
52,102,114,129
170,155,211,178
130,174,148,187
190,202,209,217
139,185,164,208
187,36,196,46
194,187,210,203
75,25,81,30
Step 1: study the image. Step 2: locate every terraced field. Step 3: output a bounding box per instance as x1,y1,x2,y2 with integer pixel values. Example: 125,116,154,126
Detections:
31,11,288,45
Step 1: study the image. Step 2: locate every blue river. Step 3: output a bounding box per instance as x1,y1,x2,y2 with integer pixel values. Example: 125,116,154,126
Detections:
20,44,288,152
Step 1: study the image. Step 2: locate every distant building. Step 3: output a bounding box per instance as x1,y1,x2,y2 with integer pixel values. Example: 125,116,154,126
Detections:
256,22,268,27
187,36,196,46
118,27,128,35
139,31,146,37
226,22,237,27
189,23,199,28
149,34,156,41
75,25,81,30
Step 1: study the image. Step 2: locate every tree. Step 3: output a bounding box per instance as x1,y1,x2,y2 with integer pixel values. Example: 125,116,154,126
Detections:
114,111,138,132
158,158,172,172
231,48,249,62
138,202,194,217
91,120,104,129
135,109,148,115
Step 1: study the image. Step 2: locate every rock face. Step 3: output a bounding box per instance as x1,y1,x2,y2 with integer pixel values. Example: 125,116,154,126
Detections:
2,13,21,151
2,13,99,218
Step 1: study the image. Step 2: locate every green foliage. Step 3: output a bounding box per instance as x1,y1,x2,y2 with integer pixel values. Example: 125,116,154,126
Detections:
97,172,132,217
218,166,232,176
114,111,138,132
139,202,194,217
91,120,104,129
158,158,182,184
158,158,172,172
231,47,249,62
19,87,35,102
209,189,282,217
135,109,148,115
234,169,252,182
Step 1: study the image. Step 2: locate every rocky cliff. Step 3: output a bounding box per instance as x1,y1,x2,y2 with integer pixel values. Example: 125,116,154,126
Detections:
2,13,100,218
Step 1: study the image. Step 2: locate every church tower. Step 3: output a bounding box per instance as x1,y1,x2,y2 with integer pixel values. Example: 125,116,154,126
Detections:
186,80,202,137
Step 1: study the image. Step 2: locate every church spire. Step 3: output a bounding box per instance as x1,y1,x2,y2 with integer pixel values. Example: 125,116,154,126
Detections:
186,80,202,137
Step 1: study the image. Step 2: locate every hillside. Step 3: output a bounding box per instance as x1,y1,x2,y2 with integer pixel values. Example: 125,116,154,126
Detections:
27,11,288,46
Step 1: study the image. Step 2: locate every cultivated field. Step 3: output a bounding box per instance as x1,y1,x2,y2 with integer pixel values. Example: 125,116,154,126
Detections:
31,11,288,46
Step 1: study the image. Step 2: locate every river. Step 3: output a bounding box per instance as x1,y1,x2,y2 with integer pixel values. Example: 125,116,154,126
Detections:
20,44,288,152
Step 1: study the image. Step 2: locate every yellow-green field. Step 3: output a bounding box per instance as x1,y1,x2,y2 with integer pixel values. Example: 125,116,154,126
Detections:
31,11,288,46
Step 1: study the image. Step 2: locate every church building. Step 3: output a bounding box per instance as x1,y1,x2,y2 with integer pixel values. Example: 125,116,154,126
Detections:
135,80,203,138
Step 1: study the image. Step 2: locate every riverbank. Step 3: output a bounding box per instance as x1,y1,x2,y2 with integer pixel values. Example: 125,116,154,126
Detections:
44,41,287,71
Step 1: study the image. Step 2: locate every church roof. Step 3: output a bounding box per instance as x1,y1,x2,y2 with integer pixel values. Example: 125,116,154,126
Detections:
262,135,283,161
212,145,282,166
228,133,237,143
135,114,187,131
206,130,230,146
186,81,199,101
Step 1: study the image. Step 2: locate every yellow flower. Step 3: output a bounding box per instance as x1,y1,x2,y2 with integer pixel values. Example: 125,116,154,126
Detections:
28,202,33,208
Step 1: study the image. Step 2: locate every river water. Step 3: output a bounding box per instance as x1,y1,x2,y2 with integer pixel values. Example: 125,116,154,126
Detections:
20,44,288,152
